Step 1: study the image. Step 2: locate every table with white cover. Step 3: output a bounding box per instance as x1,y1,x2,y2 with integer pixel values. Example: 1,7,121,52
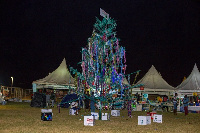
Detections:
188,106,200,111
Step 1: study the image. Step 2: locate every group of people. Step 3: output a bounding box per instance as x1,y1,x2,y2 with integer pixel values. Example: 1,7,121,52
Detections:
70,91,96,115
45,90,199,116
173,93,196,116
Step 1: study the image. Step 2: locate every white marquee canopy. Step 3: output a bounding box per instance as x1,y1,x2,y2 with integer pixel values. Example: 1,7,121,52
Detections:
132,65,175,95
32,58,75,90
177,64,200,94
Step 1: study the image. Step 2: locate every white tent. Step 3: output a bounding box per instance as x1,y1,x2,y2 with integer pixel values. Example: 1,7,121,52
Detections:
122,77,130,85
33,58,75,90
177,64,200,95
132,65,175,95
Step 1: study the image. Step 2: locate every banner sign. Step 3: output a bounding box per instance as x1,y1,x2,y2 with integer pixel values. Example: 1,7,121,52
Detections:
140,86,144,90
143,93,148,98
100,8,109,19
32,83,37,92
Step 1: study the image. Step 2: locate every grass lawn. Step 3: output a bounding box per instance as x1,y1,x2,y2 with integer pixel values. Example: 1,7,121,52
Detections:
0,102,200,133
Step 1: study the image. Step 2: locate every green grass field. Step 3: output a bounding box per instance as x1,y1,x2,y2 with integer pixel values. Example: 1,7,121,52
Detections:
0,102,200,133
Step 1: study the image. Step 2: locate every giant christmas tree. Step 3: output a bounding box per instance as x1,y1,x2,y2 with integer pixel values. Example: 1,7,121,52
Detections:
66,10,142,120
61,10,142,119
77,14,128,119
81,16,126,98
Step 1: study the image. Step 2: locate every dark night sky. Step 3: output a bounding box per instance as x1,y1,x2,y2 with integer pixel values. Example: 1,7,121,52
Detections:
0,0,200,88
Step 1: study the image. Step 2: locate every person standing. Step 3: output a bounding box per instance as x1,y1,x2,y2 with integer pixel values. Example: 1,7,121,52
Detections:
173,93,178,115
50,92,55,107
127,100,132,118
90,92,95,112
84,91,90,113
46,92,51,107
183,95,189,116
136,92,140,104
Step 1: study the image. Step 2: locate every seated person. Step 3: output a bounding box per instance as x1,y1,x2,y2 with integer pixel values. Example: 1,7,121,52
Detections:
189,101,194,106
71,100,80,115
196,101,200,106
161,102,169,112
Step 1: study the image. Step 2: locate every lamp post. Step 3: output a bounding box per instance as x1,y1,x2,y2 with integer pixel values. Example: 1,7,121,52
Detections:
11,77,13,87
11,77,13,98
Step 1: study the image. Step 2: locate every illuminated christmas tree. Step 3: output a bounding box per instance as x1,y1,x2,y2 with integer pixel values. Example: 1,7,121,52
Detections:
61,10,142,119
81,16,127,98
78,14,129,119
